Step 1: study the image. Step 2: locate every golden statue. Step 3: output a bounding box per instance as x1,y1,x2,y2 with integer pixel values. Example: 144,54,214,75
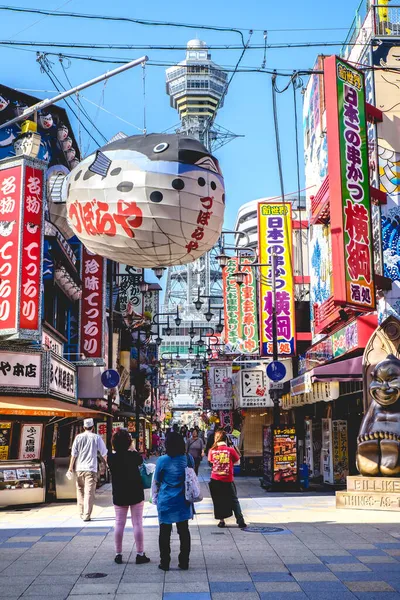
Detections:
357,354,400,477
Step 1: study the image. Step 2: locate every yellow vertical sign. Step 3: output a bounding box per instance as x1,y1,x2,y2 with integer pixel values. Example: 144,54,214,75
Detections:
258,202,296,356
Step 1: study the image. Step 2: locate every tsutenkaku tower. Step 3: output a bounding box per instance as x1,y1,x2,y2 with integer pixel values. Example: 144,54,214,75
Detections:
163,39,230,346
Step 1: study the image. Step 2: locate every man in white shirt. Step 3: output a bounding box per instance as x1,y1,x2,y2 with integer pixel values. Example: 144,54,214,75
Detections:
68,418,108,521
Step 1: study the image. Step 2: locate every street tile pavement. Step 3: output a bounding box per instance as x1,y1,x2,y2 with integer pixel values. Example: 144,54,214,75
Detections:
2,465,400,599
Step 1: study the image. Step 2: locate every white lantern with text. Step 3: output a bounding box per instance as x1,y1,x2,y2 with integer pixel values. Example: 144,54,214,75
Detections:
65,134,225,268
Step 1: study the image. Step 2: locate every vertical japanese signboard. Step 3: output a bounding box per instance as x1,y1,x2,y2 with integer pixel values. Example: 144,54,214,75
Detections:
325,56,375,310
79,247,106,363
19,423,43,460
223,258,258,353
0,158,44,341
258,202,295,356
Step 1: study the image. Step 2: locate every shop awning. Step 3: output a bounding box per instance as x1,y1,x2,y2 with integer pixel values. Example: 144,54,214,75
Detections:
311,356,363,383
0,397,110,418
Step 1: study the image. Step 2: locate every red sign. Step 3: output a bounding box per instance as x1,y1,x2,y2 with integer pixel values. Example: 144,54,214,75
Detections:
0,164,22,333
79,247,106,361
0,159,44,340
20,166,44,331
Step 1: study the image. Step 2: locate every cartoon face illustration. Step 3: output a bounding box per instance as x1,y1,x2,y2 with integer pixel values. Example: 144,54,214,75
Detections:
65,133,225,268
39,113,53,129
370,355,400,406
0,95,9,111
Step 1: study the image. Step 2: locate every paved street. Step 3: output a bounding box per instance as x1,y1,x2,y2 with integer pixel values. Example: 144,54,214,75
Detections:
2,465,400,600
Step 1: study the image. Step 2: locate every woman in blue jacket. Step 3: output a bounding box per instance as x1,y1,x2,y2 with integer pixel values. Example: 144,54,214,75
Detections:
154,432,194,571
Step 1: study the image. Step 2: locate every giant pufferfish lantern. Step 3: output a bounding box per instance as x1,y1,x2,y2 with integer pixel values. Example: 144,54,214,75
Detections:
65,133,225,268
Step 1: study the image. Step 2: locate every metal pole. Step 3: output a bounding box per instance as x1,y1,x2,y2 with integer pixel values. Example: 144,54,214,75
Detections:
0,55,148,130
269,253,280,427
135,330,141,451
107,260,114,451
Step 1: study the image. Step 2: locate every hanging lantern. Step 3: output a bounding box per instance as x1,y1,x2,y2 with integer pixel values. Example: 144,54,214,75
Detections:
39,112,54,129
65,133,225,268
0,94,9,111
62,136,73,151
57,124,69,141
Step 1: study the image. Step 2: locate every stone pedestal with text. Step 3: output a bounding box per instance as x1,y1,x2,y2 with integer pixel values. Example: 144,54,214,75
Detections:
336,476,400,511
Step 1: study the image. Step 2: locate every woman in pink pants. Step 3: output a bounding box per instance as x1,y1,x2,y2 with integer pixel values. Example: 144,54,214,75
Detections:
108,429,150,565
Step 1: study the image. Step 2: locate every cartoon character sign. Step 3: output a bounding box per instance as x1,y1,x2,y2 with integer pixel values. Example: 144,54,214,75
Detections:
65,133,225,268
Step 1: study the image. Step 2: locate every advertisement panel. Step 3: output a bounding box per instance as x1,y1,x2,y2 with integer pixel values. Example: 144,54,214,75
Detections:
49,352,77,401
0,158,45,341
79,248,106,363
19,165,44,333
0,163,22,336
258,202,295,356
332,419,349,484
223,257,258,353
19,423,43,460
209,363,233,410
0,422,12,460
325,56,375,310
273,427,297,484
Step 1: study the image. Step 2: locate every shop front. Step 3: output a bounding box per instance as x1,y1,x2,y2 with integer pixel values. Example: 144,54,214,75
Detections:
0,347,109,506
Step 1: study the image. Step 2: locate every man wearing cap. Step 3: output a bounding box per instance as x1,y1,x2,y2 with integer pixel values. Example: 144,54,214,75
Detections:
68,418,108,521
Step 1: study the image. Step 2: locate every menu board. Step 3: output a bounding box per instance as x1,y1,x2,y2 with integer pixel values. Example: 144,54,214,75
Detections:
332,420,349,485
273,427,297,484
0,422,12,460
262,426,273,487
19,424,43,460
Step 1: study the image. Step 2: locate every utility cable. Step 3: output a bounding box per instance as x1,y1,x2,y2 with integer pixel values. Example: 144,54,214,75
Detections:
38,54,102,150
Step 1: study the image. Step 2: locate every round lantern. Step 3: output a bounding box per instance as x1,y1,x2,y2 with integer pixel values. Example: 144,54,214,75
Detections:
65,133,225,268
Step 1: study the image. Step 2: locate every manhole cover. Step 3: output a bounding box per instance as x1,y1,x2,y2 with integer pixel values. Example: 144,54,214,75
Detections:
244,526,284,534
84,573,108,579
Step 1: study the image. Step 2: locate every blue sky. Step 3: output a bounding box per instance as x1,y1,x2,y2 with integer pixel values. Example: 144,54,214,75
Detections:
1,0,359,233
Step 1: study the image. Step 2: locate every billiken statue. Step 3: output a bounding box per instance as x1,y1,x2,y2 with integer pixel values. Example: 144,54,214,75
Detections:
357,355,400,477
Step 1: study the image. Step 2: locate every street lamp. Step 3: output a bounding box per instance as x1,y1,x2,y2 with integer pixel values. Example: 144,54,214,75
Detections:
155,336,163,346
216,251,230,268
233,268,247,286
164,317,172,337
215,310,224,334
174,307,182,327
189,321,196,339
204,300,214,323
139,280,149,293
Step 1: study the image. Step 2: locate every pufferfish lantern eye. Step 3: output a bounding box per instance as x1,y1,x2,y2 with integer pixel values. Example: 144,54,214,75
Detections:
153,142,169,153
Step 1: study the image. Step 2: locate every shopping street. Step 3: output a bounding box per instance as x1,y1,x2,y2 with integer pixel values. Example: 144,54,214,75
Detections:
2,465,400,600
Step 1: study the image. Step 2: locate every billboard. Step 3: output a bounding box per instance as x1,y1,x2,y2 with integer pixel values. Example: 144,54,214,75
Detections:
223,257,258,353
325,56,375,310
258,202,295,356
79,248,106,364
0,157,44,341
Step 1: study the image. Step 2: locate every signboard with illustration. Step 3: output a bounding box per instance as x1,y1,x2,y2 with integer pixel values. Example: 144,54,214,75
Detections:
273,427,297,484
332,419,349,484
258,202,296,356
0,422,12,460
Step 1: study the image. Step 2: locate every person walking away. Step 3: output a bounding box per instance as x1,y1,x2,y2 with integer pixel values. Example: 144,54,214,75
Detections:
152,429,160,455
208,430,247,529
67,418,108,522
153,432,195,571
186,429,204,475
108,429,150,565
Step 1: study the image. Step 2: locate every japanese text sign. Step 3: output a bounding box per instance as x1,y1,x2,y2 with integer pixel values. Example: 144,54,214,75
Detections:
49,353,76,400
258,202,296,356
223,257,259,353
325,56,375,310
0,158,44,341
0,350,42,388
79,247,106,363
19,423,43,460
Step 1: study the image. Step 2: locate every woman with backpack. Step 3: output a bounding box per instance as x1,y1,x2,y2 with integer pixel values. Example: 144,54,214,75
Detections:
208,430,247,529
153,432,195,571
108,429,151,565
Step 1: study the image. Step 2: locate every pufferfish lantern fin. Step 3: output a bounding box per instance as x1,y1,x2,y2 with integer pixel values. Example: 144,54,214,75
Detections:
195,156,220,174
89,150,112,177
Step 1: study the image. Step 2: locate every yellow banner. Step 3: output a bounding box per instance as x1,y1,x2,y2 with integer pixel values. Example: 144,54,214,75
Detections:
258,202,296,356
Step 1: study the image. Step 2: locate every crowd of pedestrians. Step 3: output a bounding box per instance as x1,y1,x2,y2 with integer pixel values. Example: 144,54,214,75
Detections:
68,420,246,569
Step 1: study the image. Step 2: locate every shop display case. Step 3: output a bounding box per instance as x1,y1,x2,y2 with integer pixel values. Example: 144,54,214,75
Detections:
0,460,45,506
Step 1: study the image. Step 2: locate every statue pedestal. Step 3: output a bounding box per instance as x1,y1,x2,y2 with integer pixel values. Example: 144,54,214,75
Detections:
336,476,400,511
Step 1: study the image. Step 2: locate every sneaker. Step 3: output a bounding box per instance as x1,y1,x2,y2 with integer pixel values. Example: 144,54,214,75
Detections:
114,554,123,564
237,520,247,529
158,563,169,571
178,563,189,570
217,521,226,528
136,553,150,564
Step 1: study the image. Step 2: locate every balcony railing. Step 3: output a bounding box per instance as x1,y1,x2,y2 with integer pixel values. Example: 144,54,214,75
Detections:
374,4,400,35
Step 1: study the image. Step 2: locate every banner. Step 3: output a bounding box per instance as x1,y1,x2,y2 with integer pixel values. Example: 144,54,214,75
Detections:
223,257,258,353
325,56,375,310
79,248,106,363
0,158,45,341
258,202,295,356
